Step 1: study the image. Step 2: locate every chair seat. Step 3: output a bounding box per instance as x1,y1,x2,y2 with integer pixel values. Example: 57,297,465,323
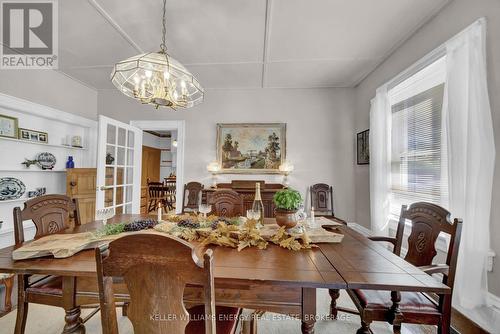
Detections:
26,275,62,295
186,305,240,334
352,289,440,314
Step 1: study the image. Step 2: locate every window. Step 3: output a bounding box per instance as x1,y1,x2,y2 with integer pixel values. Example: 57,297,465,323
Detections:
388,57,448,216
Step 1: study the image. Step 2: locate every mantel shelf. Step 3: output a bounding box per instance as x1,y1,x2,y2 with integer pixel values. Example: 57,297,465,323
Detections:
0,137,87,150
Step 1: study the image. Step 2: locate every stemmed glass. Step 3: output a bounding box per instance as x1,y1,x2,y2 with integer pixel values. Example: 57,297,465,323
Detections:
198,204,212,220
246,209,261,226
96,207,115,225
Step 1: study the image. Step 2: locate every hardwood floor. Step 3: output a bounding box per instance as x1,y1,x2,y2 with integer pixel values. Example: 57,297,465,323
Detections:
0,286,486,334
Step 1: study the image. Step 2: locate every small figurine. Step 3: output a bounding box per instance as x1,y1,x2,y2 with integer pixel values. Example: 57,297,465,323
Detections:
21,158,38,168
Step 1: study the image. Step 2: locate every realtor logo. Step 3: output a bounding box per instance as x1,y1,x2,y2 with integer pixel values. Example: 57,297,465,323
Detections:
1,0,58,69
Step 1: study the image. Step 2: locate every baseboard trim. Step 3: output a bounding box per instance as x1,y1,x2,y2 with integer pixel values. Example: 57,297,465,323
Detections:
488,292,500,310
346,223,372,236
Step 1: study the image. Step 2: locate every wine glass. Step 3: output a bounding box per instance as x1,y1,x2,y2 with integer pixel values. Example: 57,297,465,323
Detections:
198,204,212,220
246,210,261,225
96,207,115,225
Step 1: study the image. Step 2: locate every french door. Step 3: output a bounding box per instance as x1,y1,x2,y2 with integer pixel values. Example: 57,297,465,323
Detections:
96,115,142,215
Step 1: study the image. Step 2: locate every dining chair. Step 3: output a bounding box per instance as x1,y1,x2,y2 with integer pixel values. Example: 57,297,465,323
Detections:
309,183,347,224
0,273,14,314
95,233,240,334
340,202,463,334
147,181,166,213
207,190,243,217
165,184,176,211
182,182,204,213
13,194,82,333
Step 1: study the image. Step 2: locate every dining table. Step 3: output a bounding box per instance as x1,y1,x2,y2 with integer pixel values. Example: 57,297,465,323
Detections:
0,214,451,334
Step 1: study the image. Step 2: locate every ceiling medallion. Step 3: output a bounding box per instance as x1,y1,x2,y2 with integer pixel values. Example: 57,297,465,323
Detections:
110,0,204,110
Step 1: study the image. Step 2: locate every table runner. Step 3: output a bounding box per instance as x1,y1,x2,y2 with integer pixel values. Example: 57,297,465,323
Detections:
12,216,343,260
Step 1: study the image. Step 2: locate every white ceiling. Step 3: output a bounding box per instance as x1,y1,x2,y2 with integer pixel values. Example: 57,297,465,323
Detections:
58,0,450,90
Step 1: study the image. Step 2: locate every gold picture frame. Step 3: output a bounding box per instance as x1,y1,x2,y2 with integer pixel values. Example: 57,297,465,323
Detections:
216,123,286,174
0,114,19,139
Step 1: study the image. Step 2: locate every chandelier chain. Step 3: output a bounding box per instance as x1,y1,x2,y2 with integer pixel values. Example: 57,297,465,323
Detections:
160,0,167,52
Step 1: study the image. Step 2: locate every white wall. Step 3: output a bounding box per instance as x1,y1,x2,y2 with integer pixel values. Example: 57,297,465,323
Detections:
0,70,97,120
99,87,357,222
353,0,500,296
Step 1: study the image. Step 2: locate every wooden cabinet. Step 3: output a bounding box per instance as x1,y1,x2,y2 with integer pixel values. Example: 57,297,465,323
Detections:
202,180,284,218
66,168,97,224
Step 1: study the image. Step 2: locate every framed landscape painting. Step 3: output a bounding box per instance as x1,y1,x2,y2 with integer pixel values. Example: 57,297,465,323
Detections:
216,123,286,174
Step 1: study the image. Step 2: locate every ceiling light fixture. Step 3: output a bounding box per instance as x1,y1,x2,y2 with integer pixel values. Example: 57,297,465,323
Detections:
110,0,204,109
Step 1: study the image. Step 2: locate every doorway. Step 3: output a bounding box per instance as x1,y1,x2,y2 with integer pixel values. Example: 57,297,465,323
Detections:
129,120,185,214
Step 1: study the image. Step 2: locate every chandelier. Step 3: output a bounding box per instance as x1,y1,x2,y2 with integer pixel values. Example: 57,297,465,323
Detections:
110,0,204,109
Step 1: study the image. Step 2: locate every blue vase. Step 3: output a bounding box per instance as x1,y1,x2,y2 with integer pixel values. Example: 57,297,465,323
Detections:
66,156,75,168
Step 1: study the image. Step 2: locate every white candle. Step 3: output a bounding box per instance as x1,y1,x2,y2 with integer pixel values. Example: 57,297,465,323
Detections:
157,204,163,221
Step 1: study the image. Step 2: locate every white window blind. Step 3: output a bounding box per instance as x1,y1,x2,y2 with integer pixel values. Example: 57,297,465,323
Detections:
388,58,448,216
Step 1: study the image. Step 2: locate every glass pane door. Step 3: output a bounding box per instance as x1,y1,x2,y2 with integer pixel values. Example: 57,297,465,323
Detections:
96,115,142,215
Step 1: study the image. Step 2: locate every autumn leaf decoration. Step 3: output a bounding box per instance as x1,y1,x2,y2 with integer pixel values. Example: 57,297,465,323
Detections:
200,222,239,248
270,226,313,251
237,220,268,251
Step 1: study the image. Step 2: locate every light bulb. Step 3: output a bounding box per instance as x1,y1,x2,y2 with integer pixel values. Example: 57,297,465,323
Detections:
180,80,186,88
133,76,140,84
164,71,170,80
145,70,152,78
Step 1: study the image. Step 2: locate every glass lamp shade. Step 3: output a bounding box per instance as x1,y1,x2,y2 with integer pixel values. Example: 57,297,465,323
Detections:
279,161,294,174
207,161,220,173
110,51,204,109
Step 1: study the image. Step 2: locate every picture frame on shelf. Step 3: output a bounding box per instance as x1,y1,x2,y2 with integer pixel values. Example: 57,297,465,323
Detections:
0,114,19,139
357,129,370,165
18,128,48,143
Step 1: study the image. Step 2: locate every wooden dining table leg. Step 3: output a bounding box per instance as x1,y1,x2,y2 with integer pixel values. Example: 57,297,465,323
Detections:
301,288,316,334
62,276,85,334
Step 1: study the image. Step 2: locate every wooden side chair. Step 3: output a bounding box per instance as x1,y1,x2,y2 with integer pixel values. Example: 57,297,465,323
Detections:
207,190,243,217
0,273,14,315
95,233,240,334
182,182,204,213
310,183,347,224
13,194,83,333
341,202,463,334
147,181,166,213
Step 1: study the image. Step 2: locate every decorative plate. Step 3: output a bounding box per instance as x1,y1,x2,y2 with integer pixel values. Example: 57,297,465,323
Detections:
0,177,26,200
36,152,56,170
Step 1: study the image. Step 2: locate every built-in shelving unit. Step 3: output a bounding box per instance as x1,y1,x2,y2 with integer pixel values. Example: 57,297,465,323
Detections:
0,137,87,150
0,92,98,249
0,198,28,204
0,169,67,173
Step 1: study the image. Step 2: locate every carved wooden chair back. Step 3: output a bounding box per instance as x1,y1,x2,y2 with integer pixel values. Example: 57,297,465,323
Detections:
208,190,243,217
182,182,204,213
310,183,334,216
96,233,216,334
13,194,81,245
394,202,462,307
148,182,167,213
